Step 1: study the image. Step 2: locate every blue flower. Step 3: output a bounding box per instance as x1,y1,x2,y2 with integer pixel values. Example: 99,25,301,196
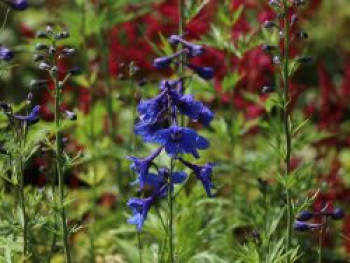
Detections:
0,45,14,61
133,168,187,196
14,105,40,124
330,208,345,220
127,147,163,177
134,120,163,142
127,197,153,231
294,221,323,232
137,90,167,124
168,35,204,57
180,158,216,197
198,107,214,126
153,56,173,69
4,0,28,11
151,125,209,158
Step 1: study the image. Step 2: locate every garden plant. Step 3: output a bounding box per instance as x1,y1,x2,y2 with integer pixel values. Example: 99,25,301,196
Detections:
0,0,349,262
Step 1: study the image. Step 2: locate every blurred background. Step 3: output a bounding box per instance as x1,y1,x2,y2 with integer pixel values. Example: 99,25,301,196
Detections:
0,0,350,262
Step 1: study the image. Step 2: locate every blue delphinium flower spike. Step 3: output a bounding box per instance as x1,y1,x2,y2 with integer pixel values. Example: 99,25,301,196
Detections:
127,197,153,231
0,45,14,61
180,158,216,197
151,125,209,158
14,105,40,124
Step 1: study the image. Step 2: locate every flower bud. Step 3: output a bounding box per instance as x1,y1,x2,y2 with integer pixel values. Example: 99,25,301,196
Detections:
33,54,44,62
263,21,277,29
154,56,173,69
35,43,49,51
54,31,70,40
296,56,313,64
36,31,49,39
69,67,83,76
296,211,313,221
65,110,77,121
38,62,51,71
330,208,345,220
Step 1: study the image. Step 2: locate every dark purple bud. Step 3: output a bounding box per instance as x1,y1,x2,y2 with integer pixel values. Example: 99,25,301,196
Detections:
54,31,70,40
65,110,77,121
0,45,14,61
69,67,83,76
3,0,28,11
187,44,204,57
168,35,181,45
294,221,309,232
330,208,345,220
296,56,313,64
33,54,44,62
263,21,277,29
187,64,214,80
36,31,49,39
35,43,49,51
154,56,173,69
262,44,277,53
296,211,313,221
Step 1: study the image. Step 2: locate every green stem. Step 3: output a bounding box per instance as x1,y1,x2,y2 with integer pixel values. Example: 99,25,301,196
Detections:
18,159,28,260
137,232,142,263
282,1,293,262
168,159,176,263
317,230,323,263
53,55,72,263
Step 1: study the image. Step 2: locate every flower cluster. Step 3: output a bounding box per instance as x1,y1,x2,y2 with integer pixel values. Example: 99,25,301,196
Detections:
127,35,215,231
294,208,345,232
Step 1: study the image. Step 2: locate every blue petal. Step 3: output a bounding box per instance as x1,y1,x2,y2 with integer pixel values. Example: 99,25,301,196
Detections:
171,171,187,184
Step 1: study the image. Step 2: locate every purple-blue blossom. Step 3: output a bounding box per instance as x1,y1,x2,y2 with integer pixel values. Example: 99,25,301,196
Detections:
14,105,40,124
180,158,216,197
127,197,153,232
0,45,14,61
151,125,209,158
3,0,28,11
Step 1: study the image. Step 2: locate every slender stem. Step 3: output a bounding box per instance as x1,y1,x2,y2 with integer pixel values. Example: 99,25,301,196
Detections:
97,4,115,140
19,157,28,260
318,230,323,263
168,159,176,263
53,52,72,263
282,1,293,262
137,232,142,263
